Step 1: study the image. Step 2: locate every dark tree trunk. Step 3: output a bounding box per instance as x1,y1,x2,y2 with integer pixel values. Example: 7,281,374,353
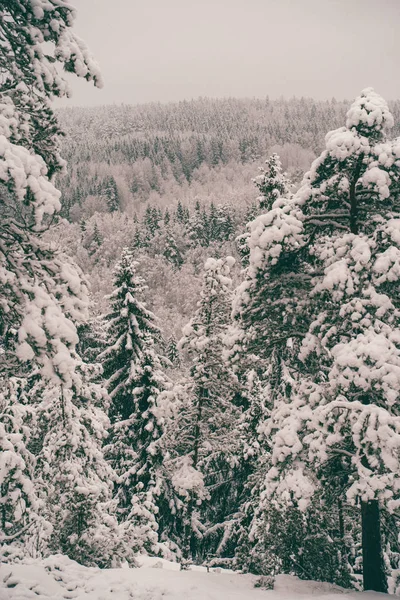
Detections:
361,500,387,593
349,155,363,234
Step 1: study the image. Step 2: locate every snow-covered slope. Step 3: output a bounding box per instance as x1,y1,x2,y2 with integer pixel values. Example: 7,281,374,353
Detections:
0,555,391,600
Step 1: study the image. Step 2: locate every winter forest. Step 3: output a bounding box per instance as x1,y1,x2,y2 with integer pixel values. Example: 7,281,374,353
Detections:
1,2,400,599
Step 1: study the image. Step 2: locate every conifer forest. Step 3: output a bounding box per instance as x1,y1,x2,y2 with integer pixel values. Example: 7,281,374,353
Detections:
1,2,400,599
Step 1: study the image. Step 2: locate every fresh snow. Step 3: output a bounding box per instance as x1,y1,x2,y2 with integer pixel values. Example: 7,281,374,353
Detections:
0,555,390,600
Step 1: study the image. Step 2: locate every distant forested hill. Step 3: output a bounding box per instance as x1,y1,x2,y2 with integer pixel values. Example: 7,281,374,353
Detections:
57,96,400,219
51,95,400,331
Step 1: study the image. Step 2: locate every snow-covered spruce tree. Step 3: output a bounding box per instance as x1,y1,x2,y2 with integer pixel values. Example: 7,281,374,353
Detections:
0,1,102,175
101,248,171,555
255,153,291,211
229,362,347,584
166,335,181,367
102,176,119,213
0,0,102,381
251,89,400,592
236,153,291,265
232,370,272,574
0,377,50,561
188,201,209,247
0,0,129,566
32,375,134,567
171,256,240,561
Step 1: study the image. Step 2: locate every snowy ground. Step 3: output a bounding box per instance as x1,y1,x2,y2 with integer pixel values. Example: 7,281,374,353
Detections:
0,555,392,600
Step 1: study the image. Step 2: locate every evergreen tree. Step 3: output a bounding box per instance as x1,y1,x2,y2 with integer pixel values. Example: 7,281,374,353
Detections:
102,176,119,212
214,204,235,241
166,335,180,366
175,200,186,223
233,371,271,573
238,89,400,592
236,153,291,265
163,231,184,269
188,201,208,247
0,0,101,388
100,248,171,554
0,377,49,560
33,379,133,567
208,202,218,242
89,222,103,255
254,153,291,211
172,257,240,560
143,204,160,239
132,228,143,249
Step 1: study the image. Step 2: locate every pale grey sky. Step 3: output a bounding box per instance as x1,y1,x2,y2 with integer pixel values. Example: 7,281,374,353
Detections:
66,0,400,105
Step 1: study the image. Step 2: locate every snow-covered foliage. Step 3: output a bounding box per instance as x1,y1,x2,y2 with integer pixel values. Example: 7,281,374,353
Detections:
0,378,47,560
163,256,241,559
0,0,102,175
0,0,131,571
238,88,400,593
101,248,172,555
32,381,133,567
0,0,100,386
236,154,292,265
4,10,400,588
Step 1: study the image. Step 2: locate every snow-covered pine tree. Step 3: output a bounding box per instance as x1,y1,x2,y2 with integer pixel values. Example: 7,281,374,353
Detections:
0,377,49,561
254,153,291,211
188,201,208,247
102,176,119,212
0,0,102,382
214,204,235,241
166,335,181,366
163,230,184,269
247,88,400,592
0,0,128,567
101,247,171,554
236,153,291,265
32,376,134,567
233,370,272,574
172,256,240,561
132,228,143,249
175,200,186,223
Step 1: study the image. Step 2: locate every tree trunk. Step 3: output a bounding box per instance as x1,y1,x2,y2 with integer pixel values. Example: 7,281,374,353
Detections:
349,155,363,234
361,500,387,593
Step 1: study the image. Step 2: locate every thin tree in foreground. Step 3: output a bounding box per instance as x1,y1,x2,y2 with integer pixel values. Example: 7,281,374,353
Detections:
169,256,240,560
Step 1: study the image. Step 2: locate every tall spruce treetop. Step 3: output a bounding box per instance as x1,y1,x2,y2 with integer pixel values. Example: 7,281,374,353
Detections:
236,153,291,266
254,153,291,212
239,88,400,592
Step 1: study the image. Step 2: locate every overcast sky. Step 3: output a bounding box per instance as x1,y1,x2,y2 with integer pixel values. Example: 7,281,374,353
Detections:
66,0,400,106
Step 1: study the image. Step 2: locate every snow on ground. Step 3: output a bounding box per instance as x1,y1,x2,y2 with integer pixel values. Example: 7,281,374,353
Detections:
0,555,392,600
